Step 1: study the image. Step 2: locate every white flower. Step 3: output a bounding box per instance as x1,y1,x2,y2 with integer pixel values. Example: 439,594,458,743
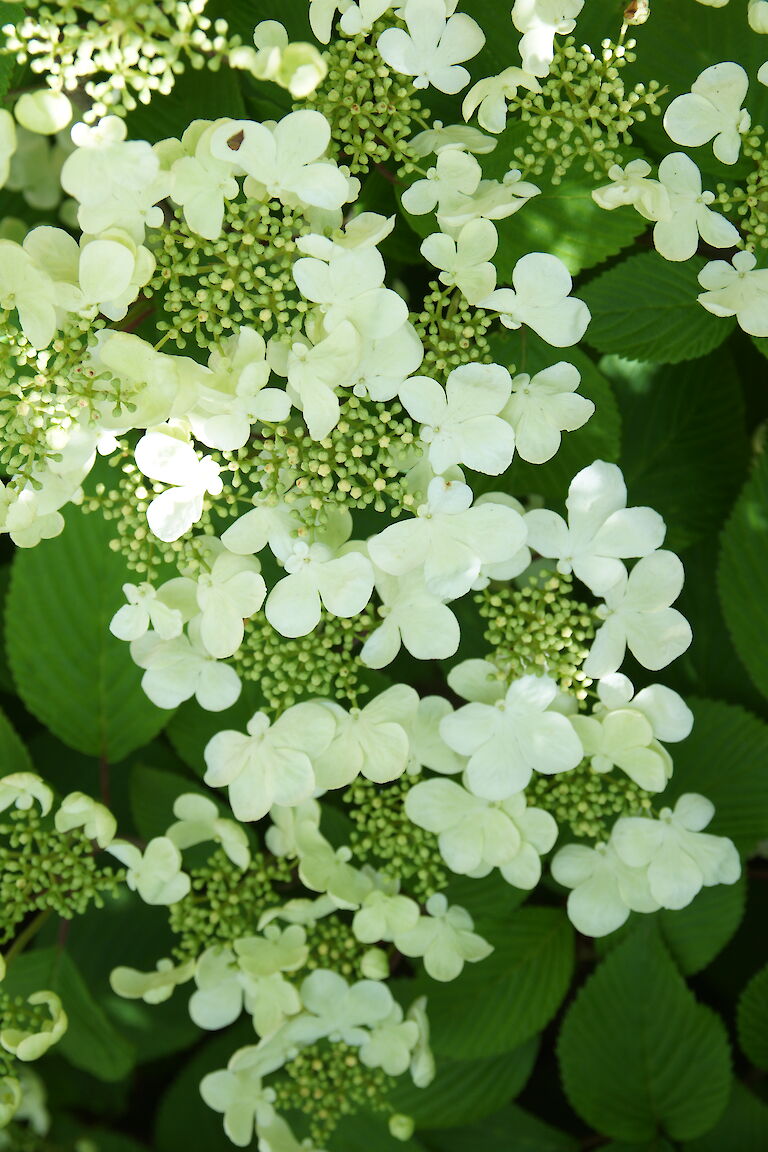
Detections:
0,773,53,817
313,684,418,789
209,111,351,213
407,694,466,776
437,168,540,234
134,428,223,542
750,0,768,33
266,529,374,638
203,705,335,822
166,793,250,870
130,622,241,712
108,837,190,906
293,248,407,341
359,1004,420,1076
109,578,197,642
347,322,424,403
287,969,394,1046
360,567,460,668
377,0,485,94
524,460,666,595
401,147,481,217
406,779,557,886
200,1047,278,1148
663,61,751,165
502,362,594,464
551,840,660,937
584,551,693,678
594,673,693,743
195,549,266,659
698,250,768,337
0,240,58,349
393,893,492,981
480,252,590,346
512,0,585,78
571,707,672,793
55,792,116,848
168,120,240,241
190,327,290,451
611,794,741,910
462,68,542,133
400,362,516,475
0,991,67,1062
420,219,498,304
110,958,195,1005
283,321,360,440
440,674,583,799
339,0,395,36
410,120,497,157
651,153,740,262
352,886,421,943
592,158,669,218
368,476,527,600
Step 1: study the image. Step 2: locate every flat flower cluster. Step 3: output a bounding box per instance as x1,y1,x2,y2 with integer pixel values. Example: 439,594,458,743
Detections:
0,0,758,1148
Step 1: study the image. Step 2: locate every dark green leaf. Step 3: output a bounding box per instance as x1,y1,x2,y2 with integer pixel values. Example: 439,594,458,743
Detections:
659,878,746,976
421,907,574,1059
581,254,733,364
684,1082,768,1151
603,352,748,551
719,452,768,704
422,1103,579,1152
5,509,171,761
0,701,32,773
737,962,768,1071
558,927,732,1142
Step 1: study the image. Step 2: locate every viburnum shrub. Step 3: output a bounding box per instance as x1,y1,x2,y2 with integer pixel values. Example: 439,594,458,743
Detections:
0,1,766,1149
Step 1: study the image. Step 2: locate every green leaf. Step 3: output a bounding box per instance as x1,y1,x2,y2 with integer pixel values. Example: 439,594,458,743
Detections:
0,4,23,105
0,564,14,692
5,509,171,762
420,907,574,1060
124,62,245,144
0,702,32,773
558,928,732,1142
390,1040,539,1130
493,175,647,278
664,698,768,855
718,452,768,704
659,878,746,976
333,1114,426,1152
483,332,621,501
422,1104,579,1152
683,1082,768,1152
737,963,768,1071
1,946,135,1082
581,254,733,365
602,352,748,551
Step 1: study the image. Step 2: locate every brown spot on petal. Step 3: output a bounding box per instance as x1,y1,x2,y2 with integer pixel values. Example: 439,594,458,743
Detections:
226,129,244,151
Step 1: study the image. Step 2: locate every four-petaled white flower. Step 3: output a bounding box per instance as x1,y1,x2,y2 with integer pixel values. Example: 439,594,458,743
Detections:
203,705,336,822
698,250,768,337
463,67,542,133
651,153,740,262
585,550,693,678
525,460,666,595
393,893,493,982
551,839,659,937
313,684,418,789
377,0,485,94
195,548,266,659
612,793,741,910
135,428,223,542
440,674,584,799
369,476,527,600
502,362,594,464
663,61,751,165
420,219,498,304
108,836,191,906
399,362,516,475
360,567,461,668
480,252,590,346
512,0,585,78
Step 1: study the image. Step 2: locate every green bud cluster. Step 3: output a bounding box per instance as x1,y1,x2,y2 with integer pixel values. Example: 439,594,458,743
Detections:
2,0,236,121
272,1040,392,1145
168,847,292,959
344,775,448,900
510,38,663,184
150,199,309,350
477,572,598,697
716,128,768,250
232,607,375,713
255,396,415,523
527,758,653,840
413,286,493,381
300,916,372,981
0,809,123,945
305,20,425,174
0,317,110,489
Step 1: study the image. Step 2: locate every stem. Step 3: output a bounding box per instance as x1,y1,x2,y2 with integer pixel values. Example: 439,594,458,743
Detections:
5,909,53,967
